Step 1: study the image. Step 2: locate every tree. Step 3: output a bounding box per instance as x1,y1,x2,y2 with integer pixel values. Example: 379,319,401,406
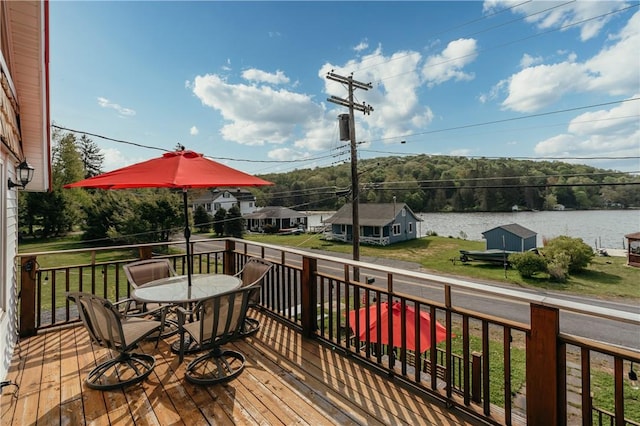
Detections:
20,130,87,237
543,236,594,274
213,208,227,236
224,205,244,238
84,189,183,245
77,134,104,178
194,205,212,232
509,251,547,278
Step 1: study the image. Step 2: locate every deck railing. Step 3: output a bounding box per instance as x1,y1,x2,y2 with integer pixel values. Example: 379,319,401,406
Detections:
16,237,640,426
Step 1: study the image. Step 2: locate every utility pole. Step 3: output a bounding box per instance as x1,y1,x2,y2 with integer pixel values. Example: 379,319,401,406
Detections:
326,72,374,279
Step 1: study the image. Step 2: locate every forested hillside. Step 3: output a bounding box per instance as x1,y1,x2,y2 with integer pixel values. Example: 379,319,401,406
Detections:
253,155,640,212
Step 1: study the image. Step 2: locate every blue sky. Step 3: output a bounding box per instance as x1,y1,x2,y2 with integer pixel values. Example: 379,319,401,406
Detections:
50,1,640,176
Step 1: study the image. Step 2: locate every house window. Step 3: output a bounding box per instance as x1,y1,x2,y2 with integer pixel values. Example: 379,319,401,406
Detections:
408,222,413,233
401,208,406,217
392,223,401,235
214,203,221,210
249,202,254,208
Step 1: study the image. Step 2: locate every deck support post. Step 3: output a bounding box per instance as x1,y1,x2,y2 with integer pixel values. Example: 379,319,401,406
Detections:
527,303,560,425
19,255,38,337
301,256,318,338
224,240,236,275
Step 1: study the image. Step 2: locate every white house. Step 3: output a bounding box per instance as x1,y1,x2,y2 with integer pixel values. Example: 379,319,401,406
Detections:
1,1,50,381
191,188,258,216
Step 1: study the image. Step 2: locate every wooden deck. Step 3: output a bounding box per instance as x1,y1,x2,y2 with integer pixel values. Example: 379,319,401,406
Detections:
1,312,474,425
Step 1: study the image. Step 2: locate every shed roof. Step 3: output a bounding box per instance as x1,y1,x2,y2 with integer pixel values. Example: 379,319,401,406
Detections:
324,203,421,226
625,232,640,239
482,223,537,239
244,206,307,220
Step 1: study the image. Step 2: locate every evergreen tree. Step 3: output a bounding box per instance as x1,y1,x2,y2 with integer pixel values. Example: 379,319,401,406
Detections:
213,208,226,236
194,205,212,232
224,205,244,238
77,134,104,178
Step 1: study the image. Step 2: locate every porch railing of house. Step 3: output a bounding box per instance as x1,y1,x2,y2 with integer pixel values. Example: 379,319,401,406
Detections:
16,237,640,426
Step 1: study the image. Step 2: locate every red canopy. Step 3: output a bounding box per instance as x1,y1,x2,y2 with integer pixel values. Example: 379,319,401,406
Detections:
64,150,272,189
348,301,448,353
65,150,272,286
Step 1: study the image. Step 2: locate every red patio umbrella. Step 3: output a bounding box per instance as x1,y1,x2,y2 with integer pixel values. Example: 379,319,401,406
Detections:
348,301,448,353
65,149,273,286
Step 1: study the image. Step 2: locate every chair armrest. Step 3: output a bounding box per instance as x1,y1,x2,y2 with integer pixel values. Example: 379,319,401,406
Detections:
115,299,167,320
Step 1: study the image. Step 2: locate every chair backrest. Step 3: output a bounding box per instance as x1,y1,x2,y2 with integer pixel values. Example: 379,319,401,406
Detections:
192,286,253,348
123,259,176,288
236,258,273,305
67,292,126,351
68,291,162,353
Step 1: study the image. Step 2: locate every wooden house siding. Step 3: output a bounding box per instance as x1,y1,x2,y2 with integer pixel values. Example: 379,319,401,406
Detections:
0,0,49,383
325,203,420,246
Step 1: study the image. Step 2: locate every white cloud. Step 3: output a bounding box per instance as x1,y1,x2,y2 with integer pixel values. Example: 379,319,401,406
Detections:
534,95,640,160
422,38,478,87
499,11,640,113
267,147,310,161
354,40,369,52
321,45,434,142
242,69,290,85
101,147,145,171
190,126,199,136
502,61,588,113
191,73,322,146
520,53,543,68
97,97,135,117
483,0,624,41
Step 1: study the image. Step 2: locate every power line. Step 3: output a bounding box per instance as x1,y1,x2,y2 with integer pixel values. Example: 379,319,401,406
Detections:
371,97,640,143
359,150,640,162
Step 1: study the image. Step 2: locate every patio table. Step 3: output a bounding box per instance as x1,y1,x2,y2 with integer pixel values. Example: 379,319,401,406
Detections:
132,273,241,304
132,273,242,354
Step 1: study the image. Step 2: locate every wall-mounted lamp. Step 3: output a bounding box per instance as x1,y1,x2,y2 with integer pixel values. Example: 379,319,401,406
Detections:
7,160,35,189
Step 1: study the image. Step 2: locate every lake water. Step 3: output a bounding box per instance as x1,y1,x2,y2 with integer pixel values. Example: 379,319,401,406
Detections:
305,210,640,249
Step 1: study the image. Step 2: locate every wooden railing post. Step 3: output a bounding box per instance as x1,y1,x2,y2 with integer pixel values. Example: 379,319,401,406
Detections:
300,256,318,338
471,351,482,403
19,255,38,337
138,246,153,259
223,240,236,275
527,303,560,425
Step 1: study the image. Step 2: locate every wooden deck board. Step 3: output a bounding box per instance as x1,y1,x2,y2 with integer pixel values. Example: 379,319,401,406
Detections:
1,312,473,425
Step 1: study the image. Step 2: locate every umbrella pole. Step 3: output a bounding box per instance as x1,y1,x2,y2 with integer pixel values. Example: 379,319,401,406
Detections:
182,189,192,287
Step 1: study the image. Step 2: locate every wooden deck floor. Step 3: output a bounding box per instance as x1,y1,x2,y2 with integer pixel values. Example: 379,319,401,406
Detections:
1,312,474,425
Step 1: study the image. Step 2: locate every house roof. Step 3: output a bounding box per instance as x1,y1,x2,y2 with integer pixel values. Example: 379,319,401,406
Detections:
482,223,537,239
192,188,256,204
244,206,307,220
324,203,421,226
625,232,640,240
4,1,50,191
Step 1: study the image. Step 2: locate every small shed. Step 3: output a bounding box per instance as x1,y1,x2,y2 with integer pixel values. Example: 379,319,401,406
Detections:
482,223,537,252
625,232,640,268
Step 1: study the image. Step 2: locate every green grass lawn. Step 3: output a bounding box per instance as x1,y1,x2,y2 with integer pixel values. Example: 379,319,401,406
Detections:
244,233,640,301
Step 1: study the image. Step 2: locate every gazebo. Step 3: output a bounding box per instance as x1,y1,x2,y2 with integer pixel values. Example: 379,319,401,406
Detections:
625,232,640,267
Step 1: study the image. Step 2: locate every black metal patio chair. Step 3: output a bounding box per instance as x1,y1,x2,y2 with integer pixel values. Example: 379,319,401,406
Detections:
67,291,166,390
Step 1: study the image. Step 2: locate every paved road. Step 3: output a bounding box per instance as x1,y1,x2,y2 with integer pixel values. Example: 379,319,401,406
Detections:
192,238,640,350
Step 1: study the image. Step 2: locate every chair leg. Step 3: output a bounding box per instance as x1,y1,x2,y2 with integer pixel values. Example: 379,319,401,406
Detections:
239,317,260,337
185,347,246,385
85,352,156,391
